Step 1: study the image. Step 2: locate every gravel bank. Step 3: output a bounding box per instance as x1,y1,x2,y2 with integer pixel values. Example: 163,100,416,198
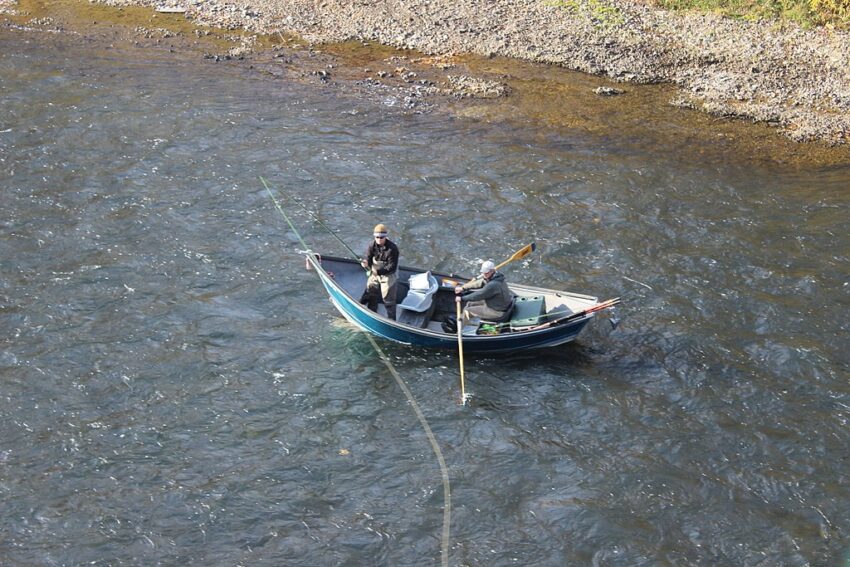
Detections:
87,0,850,146
6,0,846,146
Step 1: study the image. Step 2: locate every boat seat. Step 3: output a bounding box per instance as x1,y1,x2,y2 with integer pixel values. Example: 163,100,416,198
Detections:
478,296,516,325
509,295,546,330
397,271,439,328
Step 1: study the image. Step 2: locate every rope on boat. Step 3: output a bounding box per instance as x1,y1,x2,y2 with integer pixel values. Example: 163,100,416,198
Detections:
263,178,452,566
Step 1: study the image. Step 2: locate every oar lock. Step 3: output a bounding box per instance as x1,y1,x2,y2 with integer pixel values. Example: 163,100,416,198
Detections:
303,251,320,270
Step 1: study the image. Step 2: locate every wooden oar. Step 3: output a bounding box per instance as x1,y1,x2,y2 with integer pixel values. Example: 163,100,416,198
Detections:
453,243,535,405
462,242,536,288
496,242,536,271
455,296,467,405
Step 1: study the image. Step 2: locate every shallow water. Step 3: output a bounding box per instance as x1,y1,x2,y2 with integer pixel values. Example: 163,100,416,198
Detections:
1,30,849,566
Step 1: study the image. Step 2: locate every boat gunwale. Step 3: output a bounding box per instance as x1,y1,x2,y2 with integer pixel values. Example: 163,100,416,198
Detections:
305,252,600,343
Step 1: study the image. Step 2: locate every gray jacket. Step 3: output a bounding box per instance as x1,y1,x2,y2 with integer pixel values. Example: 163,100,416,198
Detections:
460,272,514,312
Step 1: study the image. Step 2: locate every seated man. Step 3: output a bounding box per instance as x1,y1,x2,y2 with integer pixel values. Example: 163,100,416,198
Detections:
454,260,514,322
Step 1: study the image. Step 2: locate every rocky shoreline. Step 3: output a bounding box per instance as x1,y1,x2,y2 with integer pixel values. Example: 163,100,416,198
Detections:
3,0,848,151
87,0,849,147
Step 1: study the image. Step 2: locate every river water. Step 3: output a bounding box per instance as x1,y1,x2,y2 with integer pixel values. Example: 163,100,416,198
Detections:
1,30,848,566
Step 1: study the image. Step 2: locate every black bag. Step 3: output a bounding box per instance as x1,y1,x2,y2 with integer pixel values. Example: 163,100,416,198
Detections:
359,286,379,312
441,315,457,333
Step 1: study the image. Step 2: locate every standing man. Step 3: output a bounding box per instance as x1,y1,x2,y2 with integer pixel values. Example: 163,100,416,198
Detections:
360,223,399,320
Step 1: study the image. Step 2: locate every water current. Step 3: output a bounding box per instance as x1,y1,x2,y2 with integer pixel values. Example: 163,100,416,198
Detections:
1,30,848,566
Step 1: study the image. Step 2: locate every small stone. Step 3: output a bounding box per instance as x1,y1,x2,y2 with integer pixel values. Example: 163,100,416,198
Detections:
594,86,624,96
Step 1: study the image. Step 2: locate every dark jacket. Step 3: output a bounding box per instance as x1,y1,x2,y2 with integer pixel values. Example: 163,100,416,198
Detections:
364,238,399,276
461,272,513,312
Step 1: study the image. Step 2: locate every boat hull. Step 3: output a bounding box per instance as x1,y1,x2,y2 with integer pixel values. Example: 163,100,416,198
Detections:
307,253,597,353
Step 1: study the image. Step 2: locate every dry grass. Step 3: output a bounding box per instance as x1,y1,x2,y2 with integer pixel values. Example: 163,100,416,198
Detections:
645,0,849,28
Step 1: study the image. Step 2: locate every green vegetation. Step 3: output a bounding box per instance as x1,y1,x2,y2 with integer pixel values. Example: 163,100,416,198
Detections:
803,0,849,25
546,0,849,28
651,0,849,28
544,0,626,28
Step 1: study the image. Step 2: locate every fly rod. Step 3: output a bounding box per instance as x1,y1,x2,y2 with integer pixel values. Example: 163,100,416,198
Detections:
260,176,361,262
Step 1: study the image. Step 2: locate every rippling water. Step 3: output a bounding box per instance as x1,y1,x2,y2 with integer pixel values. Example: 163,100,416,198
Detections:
1,30,849,566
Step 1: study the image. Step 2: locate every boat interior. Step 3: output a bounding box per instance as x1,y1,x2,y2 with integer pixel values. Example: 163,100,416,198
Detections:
319,257,599,336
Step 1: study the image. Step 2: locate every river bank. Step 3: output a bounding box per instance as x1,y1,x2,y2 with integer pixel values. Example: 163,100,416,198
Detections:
2,0,849,165
103,0,850,147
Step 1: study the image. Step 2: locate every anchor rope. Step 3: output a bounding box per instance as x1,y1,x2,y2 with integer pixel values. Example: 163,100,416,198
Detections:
263,178,452,566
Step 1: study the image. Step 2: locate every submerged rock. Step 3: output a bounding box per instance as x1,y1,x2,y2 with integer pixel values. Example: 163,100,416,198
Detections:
594,86,625,96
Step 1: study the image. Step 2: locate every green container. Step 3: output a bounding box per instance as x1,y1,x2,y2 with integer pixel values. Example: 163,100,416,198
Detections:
510,296,545,330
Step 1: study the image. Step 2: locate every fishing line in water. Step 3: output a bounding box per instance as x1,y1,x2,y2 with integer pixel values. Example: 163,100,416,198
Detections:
263,178,452,566
622,275,653,291
364,334,452,567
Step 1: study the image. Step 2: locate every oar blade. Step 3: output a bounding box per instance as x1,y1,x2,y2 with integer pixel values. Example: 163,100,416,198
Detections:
455,297,467,405
511,242,535,261
495,242,536,271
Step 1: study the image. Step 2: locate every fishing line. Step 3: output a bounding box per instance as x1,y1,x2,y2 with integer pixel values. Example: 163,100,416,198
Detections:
262,177,311,251
622,275,653,291
263,179,452,566
364,334,452,567
260,176,361,262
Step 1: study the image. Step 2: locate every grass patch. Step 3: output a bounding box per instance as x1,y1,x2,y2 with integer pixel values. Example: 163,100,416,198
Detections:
545,0,848,28
648,0,848,28
544,0,626,28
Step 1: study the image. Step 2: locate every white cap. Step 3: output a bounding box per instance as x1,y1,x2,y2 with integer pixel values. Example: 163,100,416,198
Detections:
480,260,496,274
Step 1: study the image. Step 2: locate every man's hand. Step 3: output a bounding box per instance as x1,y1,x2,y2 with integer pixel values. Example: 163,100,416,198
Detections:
455,286,463,295
360,259,368,269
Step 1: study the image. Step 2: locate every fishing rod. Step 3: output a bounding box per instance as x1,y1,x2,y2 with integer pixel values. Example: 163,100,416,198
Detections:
261,177,311,251
259,176,361,262
524,297,621,331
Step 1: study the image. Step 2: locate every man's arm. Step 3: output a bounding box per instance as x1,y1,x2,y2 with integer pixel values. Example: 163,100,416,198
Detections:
461,281,497,303
361,241,375,270
459,277,484,293
382,243,399,274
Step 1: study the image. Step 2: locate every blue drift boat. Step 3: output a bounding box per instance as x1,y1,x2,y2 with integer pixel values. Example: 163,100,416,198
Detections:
305,253,618,353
